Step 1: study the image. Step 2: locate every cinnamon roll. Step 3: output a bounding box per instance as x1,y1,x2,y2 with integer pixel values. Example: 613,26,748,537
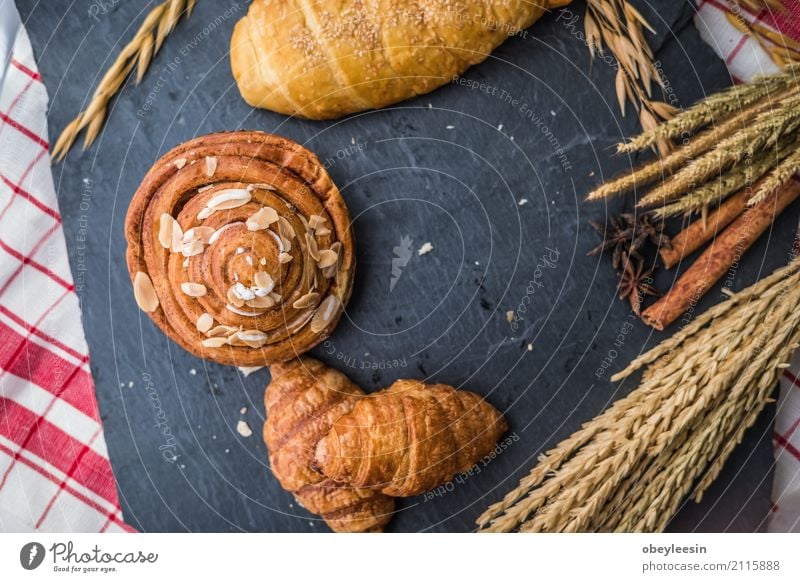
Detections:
125,131,354,366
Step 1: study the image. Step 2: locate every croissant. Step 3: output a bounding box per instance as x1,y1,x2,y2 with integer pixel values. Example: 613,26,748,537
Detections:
125,131,355,367
230,0,571,120
265,357,395,532
315,379,507,497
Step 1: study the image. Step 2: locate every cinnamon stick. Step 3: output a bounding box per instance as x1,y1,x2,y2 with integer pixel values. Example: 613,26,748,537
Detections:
659,188,751,269
642,179,800,330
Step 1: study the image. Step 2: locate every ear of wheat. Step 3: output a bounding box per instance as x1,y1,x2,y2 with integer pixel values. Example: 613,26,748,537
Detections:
52,0,196,162
587,64,800,215
477,258,800,532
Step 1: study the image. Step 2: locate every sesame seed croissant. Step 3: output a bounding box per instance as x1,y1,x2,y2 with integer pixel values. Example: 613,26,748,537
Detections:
265,357,395,532
315,378,508,497
230,0,572,120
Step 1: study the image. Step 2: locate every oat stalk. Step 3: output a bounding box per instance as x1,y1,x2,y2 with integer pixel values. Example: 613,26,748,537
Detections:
585,0,677,152
52,0,196,162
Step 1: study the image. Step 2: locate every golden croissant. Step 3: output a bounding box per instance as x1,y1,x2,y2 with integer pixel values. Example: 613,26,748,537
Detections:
264,357,395,532
315,378,508,497
231,0,571,120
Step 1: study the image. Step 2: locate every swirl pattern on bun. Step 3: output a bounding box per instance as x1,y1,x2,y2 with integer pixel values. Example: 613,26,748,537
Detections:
125,131,354,366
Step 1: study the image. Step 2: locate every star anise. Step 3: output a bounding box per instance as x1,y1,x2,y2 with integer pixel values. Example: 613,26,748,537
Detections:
617,251,661,316
588,213,672,270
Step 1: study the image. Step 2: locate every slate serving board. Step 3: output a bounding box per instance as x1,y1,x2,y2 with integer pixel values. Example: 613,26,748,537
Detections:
17,0,796,532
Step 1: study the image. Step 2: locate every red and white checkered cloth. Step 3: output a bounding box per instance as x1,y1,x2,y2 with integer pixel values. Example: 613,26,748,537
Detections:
0,2,129,532
695,0,800,532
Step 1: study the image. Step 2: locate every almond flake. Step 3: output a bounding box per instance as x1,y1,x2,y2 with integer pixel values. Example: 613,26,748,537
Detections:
293,291,320,309
183,226,215,244
315,226,331,236
310,295,341,333
197,207,214,220
260,258,267,265
227,286,245,307
181,282,207,297
269,292,282,303
277,216,296,239
208,325,238,337
278,252,293,264
254,271,274,292
171,221,184,253
207,189,251,210
225,304,265,317
233,282,256,300
246,295,275,309
198,184,214,193
158,213,177,249
308,215,326,230
181,281,208,297
133,272,159,312
246,207,279,231
305,233,320,261
174,158,187,169
182,258,189,268
196,313,214,333
280,236,292,253
205,156,218,177
238,330,268,342
182,240,204,257
202,337,227,348
317,249,338,268
247,183,276,191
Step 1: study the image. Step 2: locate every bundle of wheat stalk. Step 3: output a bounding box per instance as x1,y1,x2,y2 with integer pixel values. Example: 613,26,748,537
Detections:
586,63,800,216
52,0,196,161
477,257,800,532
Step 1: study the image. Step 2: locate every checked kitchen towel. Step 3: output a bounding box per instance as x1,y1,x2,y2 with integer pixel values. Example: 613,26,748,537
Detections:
695,0,800,533
0,1,129,532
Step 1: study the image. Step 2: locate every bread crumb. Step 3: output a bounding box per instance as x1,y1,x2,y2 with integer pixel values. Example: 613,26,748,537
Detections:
238,366,263,377
189,368,196,376
518,198,528,206
237,420,253,438
418,242,434,256
527,343,534,351
506,310,514,324
240,406,247,414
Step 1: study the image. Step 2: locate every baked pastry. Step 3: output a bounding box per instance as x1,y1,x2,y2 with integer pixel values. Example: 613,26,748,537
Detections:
265,357,394,532
230,0,571,120
315,379,508,497
125,131,354,366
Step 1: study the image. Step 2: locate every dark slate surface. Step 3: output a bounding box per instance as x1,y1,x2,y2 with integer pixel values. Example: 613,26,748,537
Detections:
16,0,796,532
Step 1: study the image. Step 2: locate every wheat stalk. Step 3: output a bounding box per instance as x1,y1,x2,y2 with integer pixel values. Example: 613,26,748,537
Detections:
649,135,797,218
617,63,800,154
52,0,196,162
477,259,800,533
